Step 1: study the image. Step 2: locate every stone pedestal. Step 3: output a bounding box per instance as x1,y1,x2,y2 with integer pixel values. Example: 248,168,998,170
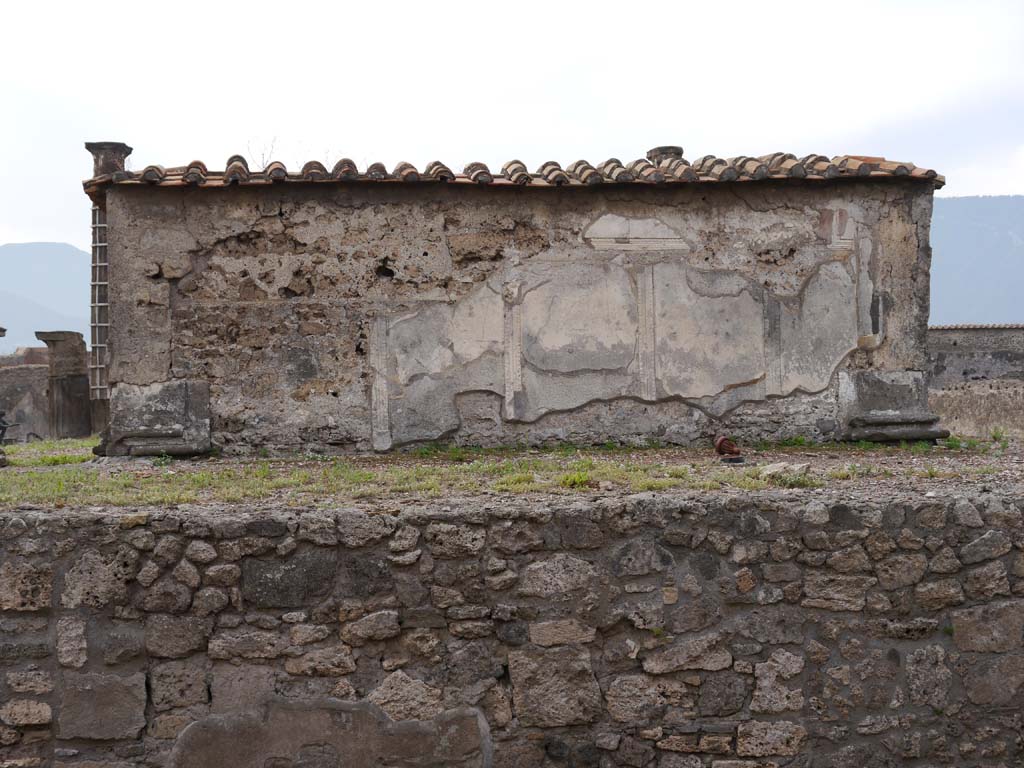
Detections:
104,379,211,456
839,370,949,441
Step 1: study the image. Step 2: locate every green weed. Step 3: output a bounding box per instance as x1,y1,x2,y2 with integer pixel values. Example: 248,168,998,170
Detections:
558,471,592,489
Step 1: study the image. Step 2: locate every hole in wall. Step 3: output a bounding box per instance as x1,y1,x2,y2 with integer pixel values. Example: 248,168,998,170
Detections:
376,258,396,279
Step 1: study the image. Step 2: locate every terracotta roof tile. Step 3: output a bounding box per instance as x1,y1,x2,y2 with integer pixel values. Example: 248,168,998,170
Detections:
393,162,420,182
538,161,571,186
265,160,288,181
301,161,329,181
501,160,530,184
464,162,493,184
183,160,208,185
598,158,634,183
83,145,945,193
141,165,166,183
332,158,359,180
694,155,739,182
224,157,249,184
657,157,698,182
729,156,769,180
627,159,666,183
424,161,454,182
566,160,602,185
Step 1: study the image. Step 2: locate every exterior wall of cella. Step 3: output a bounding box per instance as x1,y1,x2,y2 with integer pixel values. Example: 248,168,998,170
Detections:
95,175,943,454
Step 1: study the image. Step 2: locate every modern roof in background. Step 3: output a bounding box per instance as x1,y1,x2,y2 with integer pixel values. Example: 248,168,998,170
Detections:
82,143,944,196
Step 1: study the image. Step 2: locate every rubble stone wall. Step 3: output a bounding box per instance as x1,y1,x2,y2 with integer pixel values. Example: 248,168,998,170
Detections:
1,491,1022,767
102,179,937,454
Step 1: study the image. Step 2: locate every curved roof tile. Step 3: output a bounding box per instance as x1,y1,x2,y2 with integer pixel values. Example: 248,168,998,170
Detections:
424,161,454,181
83,146,945,192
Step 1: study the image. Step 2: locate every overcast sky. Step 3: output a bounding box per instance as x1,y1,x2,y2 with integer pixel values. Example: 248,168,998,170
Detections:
1,0,1022,251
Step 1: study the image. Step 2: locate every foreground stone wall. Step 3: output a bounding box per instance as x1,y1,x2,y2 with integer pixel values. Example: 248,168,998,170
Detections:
1,491,1023,767
928,326,1024,438
103,178,938,454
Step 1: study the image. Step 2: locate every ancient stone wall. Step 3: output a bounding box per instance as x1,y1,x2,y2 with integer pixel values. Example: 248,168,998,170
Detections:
1,491,1022,767
102,179,938,455
928,326,1024,438
0,364,49,440
0,348,49,369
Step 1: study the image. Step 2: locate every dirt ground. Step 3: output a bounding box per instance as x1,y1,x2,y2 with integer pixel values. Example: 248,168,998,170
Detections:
1,435,1021,510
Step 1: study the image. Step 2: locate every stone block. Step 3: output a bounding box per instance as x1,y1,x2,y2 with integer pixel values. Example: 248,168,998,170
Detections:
424,522,486,559
210,665,276,714
240,548,337,608
517,554,598,598
0,560,52,611
642,632,733,674
905,645,951,708
336,510,398,548
151,660,209,711
207,628,287,660
145,615,212,658
951,600,1024,651
736,721,807,757
61,549,132,608
528,618,596,647
0,700,52,726
873,553,927,590
508,647,602,727
6,671,53,694
963,652,1024,705
283,645,356,677
57,672,147,740
959,530,1013,564
367,670,443,720
801,572,877,611
166,699,488,767
340,610,401,646
57,616,87,668
605,674,663,724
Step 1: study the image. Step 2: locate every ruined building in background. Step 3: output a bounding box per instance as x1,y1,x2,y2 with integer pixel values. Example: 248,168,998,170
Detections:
0,331,95,443
928,323,1024,438
83,142,947,456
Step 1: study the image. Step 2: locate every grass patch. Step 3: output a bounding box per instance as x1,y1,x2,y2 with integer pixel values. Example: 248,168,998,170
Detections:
768,472,823,489
827,463,893,480
558,471,592,489
968,465,1000,475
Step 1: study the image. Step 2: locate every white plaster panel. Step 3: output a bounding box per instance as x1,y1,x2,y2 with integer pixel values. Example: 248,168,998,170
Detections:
388,305,455,384
654,264,766,399
451,284,504,364
520,264,638,374
780,261,859,393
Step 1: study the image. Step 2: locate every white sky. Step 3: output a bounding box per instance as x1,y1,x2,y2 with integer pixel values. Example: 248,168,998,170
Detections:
1,0,1022,251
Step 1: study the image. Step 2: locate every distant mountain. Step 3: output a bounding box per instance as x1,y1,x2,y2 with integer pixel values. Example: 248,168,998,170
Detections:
931,195,1024,325
0,198,1020,352
0,242,90,352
